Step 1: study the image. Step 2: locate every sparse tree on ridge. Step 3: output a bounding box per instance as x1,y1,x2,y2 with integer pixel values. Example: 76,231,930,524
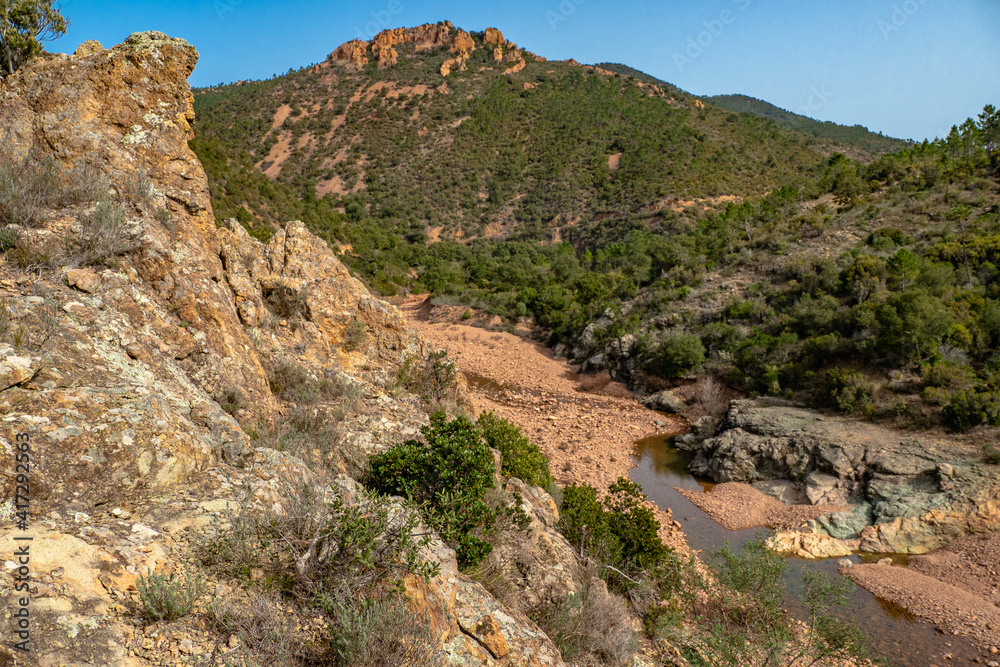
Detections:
979,104,1000,167
0,0,67,78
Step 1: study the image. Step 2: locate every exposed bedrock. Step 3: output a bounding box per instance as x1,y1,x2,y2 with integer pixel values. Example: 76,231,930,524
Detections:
682,399,1000,555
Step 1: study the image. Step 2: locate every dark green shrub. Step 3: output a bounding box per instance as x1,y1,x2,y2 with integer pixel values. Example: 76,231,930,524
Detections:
477,411,553,489
559,477,670,577
648,334,706,379
921,362,974,389
943,389,1000,432
559,483,620,564
821,368,876,414
983,443,1000,464
365,413,500,570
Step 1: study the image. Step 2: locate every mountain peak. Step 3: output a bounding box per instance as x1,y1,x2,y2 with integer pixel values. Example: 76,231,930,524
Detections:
327,22,538,74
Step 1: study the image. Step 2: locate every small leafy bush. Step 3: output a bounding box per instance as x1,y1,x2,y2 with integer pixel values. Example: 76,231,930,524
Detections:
982,443,1000,464
136,567,204,622
821,368,876,414
648,334,706,379
943,389,1000,432
477,411,553,489
366,413,505,570
559,478,670,577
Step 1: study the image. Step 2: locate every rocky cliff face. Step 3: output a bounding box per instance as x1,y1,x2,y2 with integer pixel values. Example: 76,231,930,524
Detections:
327,22,533,77
0,33,579,667
683,399,1000,555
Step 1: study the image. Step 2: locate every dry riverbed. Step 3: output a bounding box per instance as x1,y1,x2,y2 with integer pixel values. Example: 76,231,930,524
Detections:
400,297,691,552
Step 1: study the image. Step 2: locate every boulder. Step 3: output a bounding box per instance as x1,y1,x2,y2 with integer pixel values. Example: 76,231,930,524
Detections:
642,389,686,414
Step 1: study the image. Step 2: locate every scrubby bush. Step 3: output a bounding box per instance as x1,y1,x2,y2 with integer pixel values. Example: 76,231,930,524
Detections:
820,368,876,414
477,411,553,489
268,360,358,405
0,153,60,227
343,319,367,351
396,349,457,402
365,413,505,569
942,389,1000,432
216,386,245,415
135,567,204,622
71,198,133,267
0,226,19,257
202,484,437,666
264,284,308,319
688,535,876,667
559,478,671,577
648,334,706,379
534,582,636,665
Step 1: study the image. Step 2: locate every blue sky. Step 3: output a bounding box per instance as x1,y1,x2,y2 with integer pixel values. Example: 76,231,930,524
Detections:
52,0,999,142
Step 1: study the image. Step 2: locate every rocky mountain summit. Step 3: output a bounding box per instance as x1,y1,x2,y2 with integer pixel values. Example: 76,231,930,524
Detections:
0,32,587,666
328,22,533,76
679,399,1000,557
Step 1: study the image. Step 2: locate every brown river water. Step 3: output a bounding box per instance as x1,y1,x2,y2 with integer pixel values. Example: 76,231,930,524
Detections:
631,435,981,667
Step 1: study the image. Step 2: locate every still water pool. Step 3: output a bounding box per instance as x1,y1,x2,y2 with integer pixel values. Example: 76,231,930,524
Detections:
630,435,980,666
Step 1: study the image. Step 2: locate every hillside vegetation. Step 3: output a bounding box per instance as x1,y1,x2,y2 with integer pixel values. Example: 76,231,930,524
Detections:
190,22,1000,437
702,94,912,156
590,63,911,156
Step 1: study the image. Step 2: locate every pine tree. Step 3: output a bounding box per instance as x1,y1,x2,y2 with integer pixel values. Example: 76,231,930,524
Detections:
0,0,67,77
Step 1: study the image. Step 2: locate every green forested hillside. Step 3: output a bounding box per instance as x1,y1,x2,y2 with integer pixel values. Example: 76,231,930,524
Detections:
590,64,911,157
190,24,1000,434
703,94,912,156
193,25,842,241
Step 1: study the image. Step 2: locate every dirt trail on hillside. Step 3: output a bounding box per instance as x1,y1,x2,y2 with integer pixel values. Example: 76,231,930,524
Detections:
400,297,691,551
